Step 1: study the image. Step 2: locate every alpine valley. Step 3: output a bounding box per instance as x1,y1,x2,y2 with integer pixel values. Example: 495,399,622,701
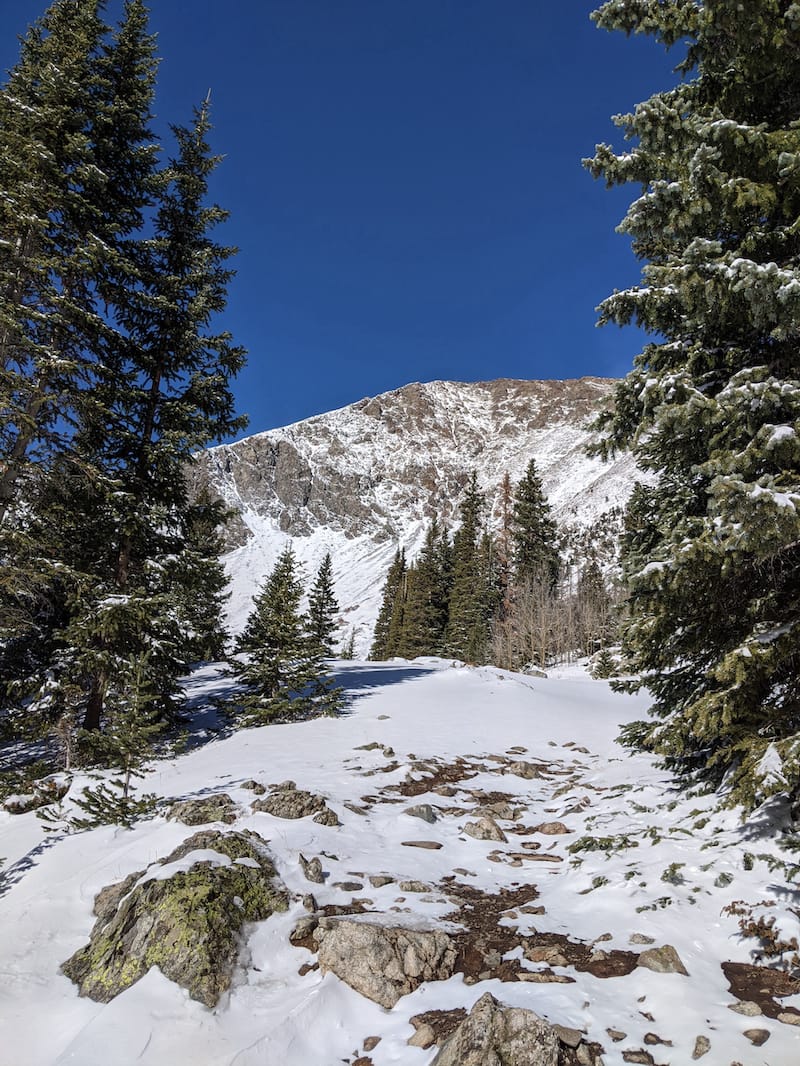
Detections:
195,377,640,650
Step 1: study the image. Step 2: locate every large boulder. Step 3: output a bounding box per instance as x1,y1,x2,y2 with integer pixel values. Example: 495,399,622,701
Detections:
314,918,457,1008
252,781,339,823
431,992,560,1066
62,830,287,1007
167,793,238,825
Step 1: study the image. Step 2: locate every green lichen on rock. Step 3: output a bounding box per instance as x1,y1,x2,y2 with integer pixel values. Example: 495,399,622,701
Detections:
167,793,238,826
62,830,287,1007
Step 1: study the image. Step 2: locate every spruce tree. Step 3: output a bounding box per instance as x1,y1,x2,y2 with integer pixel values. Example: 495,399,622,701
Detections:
370,548,406,660
398,518,450,657
511,459,560,590
235,547,316,723
307,553,339,657
446,472,490,660
587,0,800,810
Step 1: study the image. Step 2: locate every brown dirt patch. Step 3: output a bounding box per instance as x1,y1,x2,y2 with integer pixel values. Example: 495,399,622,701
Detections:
410,1008,467,1044
392,757,481,796
722,961,800,1021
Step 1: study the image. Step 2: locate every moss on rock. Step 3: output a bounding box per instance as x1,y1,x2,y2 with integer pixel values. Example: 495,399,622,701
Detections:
62,830,287,1007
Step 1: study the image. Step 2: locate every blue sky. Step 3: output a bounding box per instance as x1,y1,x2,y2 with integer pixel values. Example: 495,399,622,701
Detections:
1,2,681,437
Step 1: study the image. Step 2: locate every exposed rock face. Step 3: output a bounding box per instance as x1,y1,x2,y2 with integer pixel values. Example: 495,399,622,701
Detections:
463,816,508,842
636,944,689,976
61,830,287,1007
430,992,560,1066
314,918,457,1008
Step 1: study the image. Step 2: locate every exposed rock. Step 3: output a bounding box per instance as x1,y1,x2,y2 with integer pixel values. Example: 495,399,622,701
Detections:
405,803,437,823
401,840,442,849
314,918,457,1008
290,914,319,945
743,1029,770,1046
167,793,238,825
241,779,266,794
299,854,324,884
621,1053,655,1065
505,761,544,780
636,944,689,975
463,816,507,842
643,1032,671,1046
778,1011,800,1025
533,821,570,835
363,1036,381,1051
399,881,430,893
369,875,395,888
430,992,559,1066
333,881,364,892
61,830,287,1006
728,1001,762,1016
691,1035,710,1059
607,1029,627,1042
629,933,655,945
302,893,317,911
313,807,342,827
553,1024,583,1048
253,782,338,824
91,869,144,926
408,1024,436,1048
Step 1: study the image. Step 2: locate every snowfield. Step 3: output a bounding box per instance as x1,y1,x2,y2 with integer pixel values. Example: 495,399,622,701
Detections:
1,660,799,1065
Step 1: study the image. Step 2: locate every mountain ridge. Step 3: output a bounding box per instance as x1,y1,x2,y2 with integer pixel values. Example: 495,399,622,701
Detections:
195,377,639,653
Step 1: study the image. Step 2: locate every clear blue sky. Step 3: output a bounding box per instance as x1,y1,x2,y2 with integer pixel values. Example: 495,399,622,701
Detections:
2,1,681,437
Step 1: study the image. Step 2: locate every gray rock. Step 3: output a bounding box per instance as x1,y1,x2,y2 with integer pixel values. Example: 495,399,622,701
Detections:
636,944,689,975
369,875,395,888
313,807,341,827
299,854,324,884
728,1000,762,1016
62,830,287,1006
398,880,430,893
405,803,437,823
314,919,457,1008
629,933,655,945
777,1011,800,1025
463,816,507,843
431,992,559,1066
553,1024,583,1048
167,793,238,826
691,1035,710,1059
408,1024,436,1048
691,1036,712,1061
253,783,337,823
506,760,544,779
743,1029,770,1046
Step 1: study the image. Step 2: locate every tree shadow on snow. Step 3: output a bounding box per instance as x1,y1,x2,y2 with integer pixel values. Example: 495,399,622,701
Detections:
333,662,438,707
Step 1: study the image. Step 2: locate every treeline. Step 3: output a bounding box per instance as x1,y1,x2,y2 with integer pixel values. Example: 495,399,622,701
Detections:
370,461,617,670
0,1,244,754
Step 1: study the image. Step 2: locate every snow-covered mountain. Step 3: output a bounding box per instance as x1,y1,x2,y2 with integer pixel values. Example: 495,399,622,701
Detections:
196,378,639,652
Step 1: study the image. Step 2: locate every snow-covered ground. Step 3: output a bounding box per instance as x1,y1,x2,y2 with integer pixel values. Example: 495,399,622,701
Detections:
1,660,799,1065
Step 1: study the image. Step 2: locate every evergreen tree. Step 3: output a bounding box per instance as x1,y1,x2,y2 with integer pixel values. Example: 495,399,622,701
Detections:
511,459,560,590
446,472,489,660
370,548,406,660
307,553,339,657
235,547,315,723
587,0,800,810
398,518,450,657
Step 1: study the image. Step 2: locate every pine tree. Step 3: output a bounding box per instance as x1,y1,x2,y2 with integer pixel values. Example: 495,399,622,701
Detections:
235,547,315,723
587,0,800,811
446,472,490,660
307,553,339,658
398,518,450,657
370,548,406,660
512,459,560,590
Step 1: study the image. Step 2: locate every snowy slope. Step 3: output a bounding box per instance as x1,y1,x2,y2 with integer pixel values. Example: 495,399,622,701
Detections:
199,378,639,652
1,662,799,1066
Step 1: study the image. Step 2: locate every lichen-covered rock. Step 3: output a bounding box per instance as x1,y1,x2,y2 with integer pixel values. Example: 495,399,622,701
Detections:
167,793,238,825
61,830,287,1007
314,918,457,1008
431,992,559,1065
313,806,341,826
299,854,324,883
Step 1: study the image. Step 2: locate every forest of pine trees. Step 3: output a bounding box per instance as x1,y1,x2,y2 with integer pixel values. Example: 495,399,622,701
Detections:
370,465,618,670
0,2,344,783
